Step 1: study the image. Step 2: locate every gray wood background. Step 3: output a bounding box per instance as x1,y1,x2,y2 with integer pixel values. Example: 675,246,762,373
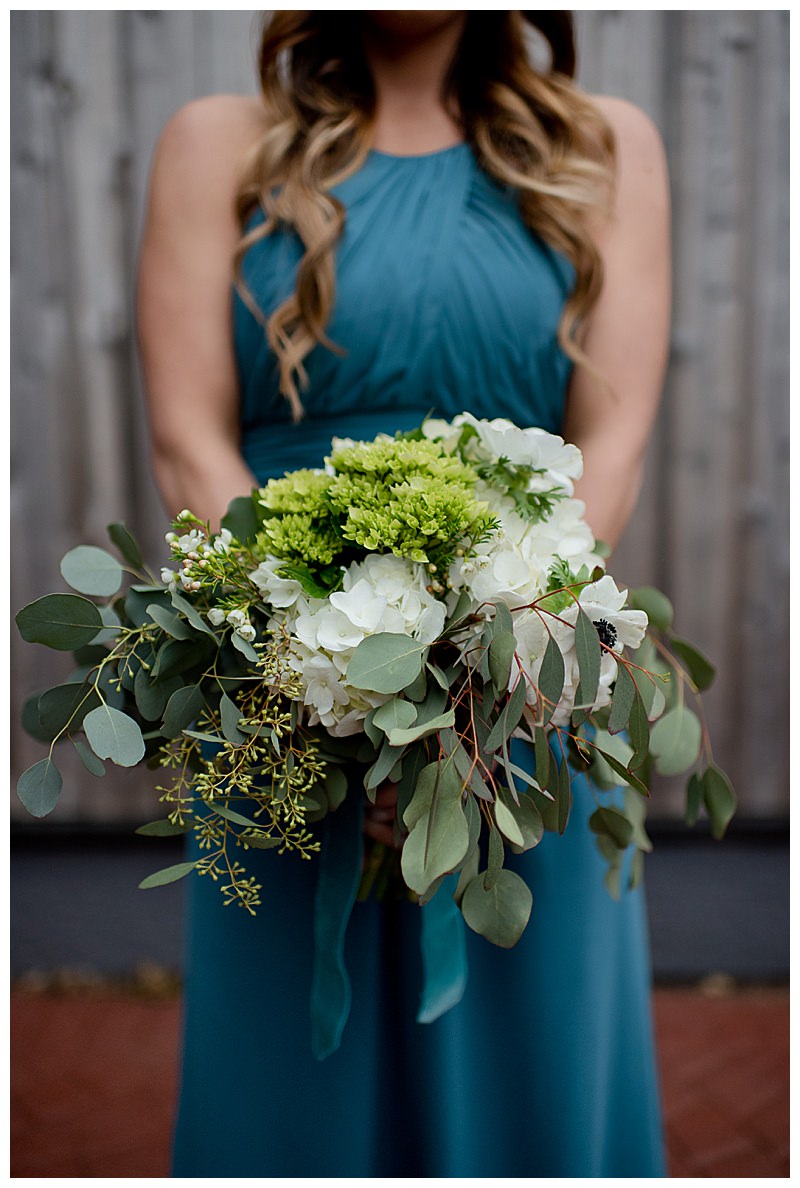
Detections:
10,11,789,823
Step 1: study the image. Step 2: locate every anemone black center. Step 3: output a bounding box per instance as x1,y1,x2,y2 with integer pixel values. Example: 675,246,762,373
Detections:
593,618,618,648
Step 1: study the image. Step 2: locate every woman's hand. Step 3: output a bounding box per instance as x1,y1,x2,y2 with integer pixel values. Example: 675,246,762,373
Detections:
363,782,401,848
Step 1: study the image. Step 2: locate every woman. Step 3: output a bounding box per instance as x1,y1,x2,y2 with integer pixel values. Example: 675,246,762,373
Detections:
138,11,670,1177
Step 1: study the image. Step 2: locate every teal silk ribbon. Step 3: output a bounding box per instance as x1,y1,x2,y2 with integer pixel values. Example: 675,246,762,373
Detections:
310,788,364,1062
310,806,468,1058
417,874,468,1024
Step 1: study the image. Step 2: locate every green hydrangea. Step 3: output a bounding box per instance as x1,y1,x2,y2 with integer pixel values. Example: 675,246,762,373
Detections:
329,437,476,487
256,515,341,566
257,470,334,516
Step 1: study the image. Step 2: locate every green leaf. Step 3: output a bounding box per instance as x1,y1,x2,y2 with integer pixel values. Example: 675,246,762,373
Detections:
485,825,504,890
134,667,182,721
488,630,516,694
371,698,417,738
135,818,191,837
365,738,404,792
669,637,716,692
573,607,601,717
401,765,469,896
499,790,544,853
16,593,104,650
591,730,633,788
83,704,146,767
629,586,674,632
632,667,668,721
702,765,736,839
685,772,703,827
608,662,636,735
347,633,428,694
17,757,63,817
221,494,259,544
139,861,197,889
589,806,634,849
461,868,533,948
22,691,53,743
426,662,450,690
60,545,123,597
623,786,653,853
649,706,702,776
484,678,527,752
71,741,105,779
594,746,650,797
556,743,571,834
146,604,194,640
231,632,259,663
90,604,122,646
37,682,102,741
205,798,261,829
125,586,172,628
277,561,343,599
495,797,524,847
537,634,565,726
169,590,218,637
628,848,645,892
627,685,651,770
161,685,205,739
388,709,455,746
107,522,144,569
321,765,348,812
219,693,246,745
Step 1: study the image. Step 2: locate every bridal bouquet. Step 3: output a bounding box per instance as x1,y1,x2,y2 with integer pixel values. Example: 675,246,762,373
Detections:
16,414,735,948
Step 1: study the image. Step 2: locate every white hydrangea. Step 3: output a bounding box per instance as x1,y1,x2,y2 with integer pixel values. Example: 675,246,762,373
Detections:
249,557,304,609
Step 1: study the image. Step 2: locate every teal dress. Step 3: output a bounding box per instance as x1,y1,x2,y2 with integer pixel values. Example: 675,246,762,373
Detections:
172,144,666,1177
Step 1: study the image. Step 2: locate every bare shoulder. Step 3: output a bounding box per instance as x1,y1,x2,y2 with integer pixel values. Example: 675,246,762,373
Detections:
590,95,668,179
586,95,670,233
148,94,267,212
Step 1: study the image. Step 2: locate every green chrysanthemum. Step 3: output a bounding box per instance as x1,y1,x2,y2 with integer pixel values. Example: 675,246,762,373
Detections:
257,470,334,516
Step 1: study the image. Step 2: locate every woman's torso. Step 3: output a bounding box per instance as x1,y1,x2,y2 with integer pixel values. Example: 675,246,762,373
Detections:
233,142,575,481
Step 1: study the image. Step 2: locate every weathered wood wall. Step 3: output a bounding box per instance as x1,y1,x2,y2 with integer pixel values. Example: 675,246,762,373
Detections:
10,11,789,823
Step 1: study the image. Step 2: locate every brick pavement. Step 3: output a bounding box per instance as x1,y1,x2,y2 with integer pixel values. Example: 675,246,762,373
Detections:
10,981,789,1178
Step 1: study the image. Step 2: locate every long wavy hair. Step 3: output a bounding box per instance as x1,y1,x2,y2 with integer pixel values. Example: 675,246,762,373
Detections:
234,11,615,420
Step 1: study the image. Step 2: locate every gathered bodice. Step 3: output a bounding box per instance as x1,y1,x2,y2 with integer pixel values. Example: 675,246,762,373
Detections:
233,143,575,483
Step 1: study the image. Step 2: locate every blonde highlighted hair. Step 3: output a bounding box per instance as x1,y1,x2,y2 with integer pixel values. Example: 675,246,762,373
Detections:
234,11,615,420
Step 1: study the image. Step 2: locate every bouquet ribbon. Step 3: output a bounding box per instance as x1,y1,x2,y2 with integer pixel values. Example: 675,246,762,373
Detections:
310,794,467,1060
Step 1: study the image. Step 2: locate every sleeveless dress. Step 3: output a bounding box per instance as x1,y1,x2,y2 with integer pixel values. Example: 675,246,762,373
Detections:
171,144,667,1177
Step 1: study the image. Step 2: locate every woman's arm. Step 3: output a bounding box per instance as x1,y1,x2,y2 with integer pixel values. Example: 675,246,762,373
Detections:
563,97,671,552
137,94,267,526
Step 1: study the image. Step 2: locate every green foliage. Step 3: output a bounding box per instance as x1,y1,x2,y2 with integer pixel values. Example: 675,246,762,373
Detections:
60,546,123,597
629,586,674,632
347,633,428,694
16,593,104,650
17,758,63,817
139,861,198,889
83,705,146,767
649,705,702,776
461,868,533,948
107,522,144,569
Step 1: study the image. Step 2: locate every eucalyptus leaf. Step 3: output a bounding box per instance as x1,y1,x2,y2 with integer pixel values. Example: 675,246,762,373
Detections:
322,765,348,812
589,806,634,849
90,604,122,646
628,848,645,892
608,662,636,735
134,667,182,722
426,662,450,690
60,545,123,597
488,630,516,695
669,637,716,692
146,603,195,640
461,868,533,948
37,682,102,740
685,772,703,827
537,633,565,726
388,708,455,746
139,861,198,889
135,818,191,837
500,790,544,853
484,678,526,752
220,693,246,745
649,705,702,776
702,765,736,839
17,757,63,817
161,685,205,739
221,494,260,544
629,586,674,632
573,608,601,722
170,590,218,638
125,586,172,628
107,521,144,569
372,697,417,737
83,704,146,767
231,632,259,663
365,738,405,792
594,747,650,797
485,825,505,890
16,594,103,651
495,797,524,847
22,690,53,743
401,792,469,896
347,632,428,694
